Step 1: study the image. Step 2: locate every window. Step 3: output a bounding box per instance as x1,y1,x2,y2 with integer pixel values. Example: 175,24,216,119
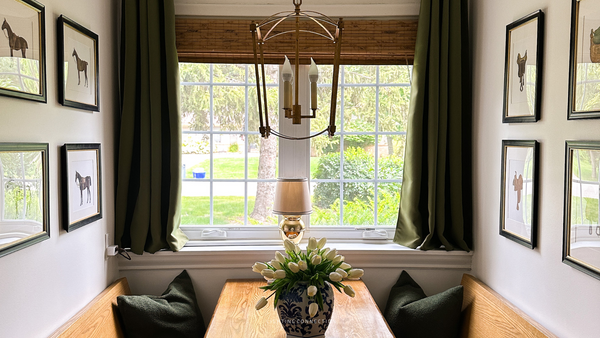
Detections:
179,63,411,242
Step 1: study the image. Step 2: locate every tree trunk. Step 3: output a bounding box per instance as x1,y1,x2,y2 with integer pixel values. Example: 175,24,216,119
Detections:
386,135,394,157
250,136,277,222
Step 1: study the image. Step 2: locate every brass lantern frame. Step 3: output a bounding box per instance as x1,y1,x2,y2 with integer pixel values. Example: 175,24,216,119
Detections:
250,0,344,140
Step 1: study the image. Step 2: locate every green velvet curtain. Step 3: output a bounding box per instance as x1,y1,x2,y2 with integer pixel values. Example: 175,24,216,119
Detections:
116,0,188,254
394,0,472,251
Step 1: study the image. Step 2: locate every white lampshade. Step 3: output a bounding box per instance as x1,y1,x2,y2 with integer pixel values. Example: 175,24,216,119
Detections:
273,178,312,215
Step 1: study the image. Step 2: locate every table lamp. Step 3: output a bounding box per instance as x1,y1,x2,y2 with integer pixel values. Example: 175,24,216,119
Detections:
273,178,312,244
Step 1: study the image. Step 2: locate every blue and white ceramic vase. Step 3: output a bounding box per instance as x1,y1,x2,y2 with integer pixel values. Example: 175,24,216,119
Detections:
276,282,334,338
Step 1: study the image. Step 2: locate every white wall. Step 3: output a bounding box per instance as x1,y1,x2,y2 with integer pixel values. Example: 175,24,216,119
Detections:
471,0,600,337
0,0,119,337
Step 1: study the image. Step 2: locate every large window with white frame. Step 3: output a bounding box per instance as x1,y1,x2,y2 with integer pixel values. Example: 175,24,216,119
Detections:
179,63,411,242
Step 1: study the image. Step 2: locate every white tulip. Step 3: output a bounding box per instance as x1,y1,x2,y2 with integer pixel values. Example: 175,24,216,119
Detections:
275,251,286,263
261,269,275,278
322,248,331,258
332,255,343,264
307,237,318,251
288,262,300,273
252,262,268,273
317,237,327,249
348,269,364,279
307,285,318,297
311,255,322,265
284,239,296,253
326,249,337,261
336,268,348,278
343,285,356,298
255,296,268,310
309,303,319,317
298,260,308,271
294,244,301,254
329,272,343,282
340,262,351,270
270,259,282,269
274,270,286,279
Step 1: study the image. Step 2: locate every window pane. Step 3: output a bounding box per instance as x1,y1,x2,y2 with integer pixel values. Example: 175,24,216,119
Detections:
213,86,246,132
249,64,279,84
311,86,341,133
379,65,411,84
377,183,401,226
180,63,210,83
317,65,333,85
343,144,375,180
181,182,210,225
343,182,374,225
343,86,376,132
213,182,245,225
311,182,340,225
182,134,210,179
181,85,210,132
248,86,279,133
212,134,245,179
247,136,278,179
344,65,376,84
247,181,278,225
379,86,410,132
378,135,405,179
213,64,246,83
311,136,340,180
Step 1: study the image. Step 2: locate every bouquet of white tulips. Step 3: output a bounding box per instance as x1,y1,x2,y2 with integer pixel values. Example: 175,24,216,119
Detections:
252,237,364,317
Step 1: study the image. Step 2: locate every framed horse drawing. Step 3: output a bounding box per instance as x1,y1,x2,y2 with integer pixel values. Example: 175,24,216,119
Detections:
0,0,47,102
62,143,102,232
57,15,99,111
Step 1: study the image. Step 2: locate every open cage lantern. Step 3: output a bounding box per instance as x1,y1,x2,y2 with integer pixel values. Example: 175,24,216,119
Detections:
250,0,344,140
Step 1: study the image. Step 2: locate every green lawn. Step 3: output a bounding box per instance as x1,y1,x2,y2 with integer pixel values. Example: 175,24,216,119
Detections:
186,156,319,179
181,196,255,225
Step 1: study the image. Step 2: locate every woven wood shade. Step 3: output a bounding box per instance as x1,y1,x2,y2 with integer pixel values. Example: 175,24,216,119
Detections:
176,18,417,65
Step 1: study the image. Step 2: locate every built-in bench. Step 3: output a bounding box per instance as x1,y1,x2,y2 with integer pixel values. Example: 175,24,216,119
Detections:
50,274,557,337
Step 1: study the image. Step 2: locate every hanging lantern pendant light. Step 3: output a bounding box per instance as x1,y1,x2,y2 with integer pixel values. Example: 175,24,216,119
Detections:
250,0,344,140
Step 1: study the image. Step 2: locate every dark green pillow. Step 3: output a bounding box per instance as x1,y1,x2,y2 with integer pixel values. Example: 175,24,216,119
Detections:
383,270,463,338
117,270,206,338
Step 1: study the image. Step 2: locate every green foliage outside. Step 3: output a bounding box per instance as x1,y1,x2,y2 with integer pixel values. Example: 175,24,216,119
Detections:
0,152,43,222
228,143,239,153
185,157,279,179
0,57,40,93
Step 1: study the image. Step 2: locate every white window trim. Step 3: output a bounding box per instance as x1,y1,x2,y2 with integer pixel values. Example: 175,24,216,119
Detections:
181,64,408,245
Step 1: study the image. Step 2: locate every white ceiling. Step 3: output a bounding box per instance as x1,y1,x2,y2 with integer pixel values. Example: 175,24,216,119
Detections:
174,0,420,17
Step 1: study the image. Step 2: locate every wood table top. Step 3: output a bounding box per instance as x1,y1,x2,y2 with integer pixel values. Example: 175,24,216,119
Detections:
204,279,394,338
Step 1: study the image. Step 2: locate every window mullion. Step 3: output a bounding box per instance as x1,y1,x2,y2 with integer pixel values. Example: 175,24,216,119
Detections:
209,64,214,226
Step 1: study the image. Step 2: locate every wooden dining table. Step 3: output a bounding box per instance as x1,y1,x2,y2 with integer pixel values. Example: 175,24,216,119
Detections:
204,279,395,338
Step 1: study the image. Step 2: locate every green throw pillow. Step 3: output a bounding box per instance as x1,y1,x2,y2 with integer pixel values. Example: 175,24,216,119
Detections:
117,270,206,338
383,270,463,338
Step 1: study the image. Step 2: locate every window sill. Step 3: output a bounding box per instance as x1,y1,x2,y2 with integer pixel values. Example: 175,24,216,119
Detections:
118,241,473,272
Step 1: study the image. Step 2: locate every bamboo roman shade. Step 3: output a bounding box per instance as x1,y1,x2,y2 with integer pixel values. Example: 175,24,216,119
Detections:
175,18,418,65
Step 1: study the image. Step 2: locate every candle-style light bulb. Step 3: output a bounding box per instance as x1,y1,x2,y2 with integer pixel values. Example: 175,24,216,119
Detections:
282,56,293,112
308,58,319,111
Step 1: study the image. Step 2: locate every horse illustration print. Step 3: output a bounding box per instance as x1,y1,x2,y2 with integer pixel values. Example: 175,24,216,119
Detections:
1,18,28,58
75,171,92,206
72,48,88,87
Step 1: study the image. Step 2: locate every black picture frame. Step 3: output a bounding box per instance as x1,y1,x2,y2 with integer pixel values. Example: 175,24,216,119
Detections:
57,15,99,111
502,10,544,123
499,140,539,249
568,0,600,119
61,143,102,232
0,0,47,103
563,141,600,281
0,143,50,258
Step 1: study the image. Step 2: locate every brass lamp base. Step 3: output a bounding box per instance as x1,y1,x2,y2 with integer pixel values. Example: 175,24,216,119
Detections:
279,216,305,244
